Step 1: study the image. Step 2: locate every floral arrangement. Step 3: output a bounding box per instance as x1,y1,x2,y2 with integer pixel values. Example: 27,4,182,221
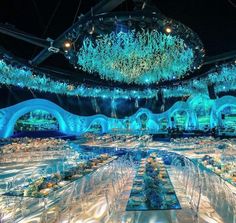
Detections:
126,153,181,210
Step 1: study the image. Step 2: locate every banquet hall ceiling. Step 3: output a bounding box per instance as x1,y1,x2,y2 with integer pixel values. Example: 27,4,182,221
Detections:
0,0,236,87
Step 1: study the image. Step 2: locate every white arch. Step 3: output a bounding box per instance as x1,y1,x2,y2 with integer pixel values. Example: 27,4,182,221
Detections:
85,117,108,133
210,96,236,128
170,109,189,130
2,99,68,138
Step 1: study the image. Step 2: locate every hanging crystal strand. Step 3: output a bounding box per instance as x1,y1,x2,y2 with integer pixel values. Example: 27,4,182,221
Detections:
135,98,139,108
160,89,165,112
111,98,117,118
92,97,100,113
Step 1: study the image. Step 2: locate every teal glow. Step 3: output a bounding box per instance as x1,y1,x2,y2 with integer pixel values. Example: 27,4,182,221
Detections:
0,59,236,99
173,111,188,130
221,107,236,128
0,96,236,137
210,64,236,93
159,118,168,130
0,60,156,99
15,110,59,132
77,31,195,85
0,99,68,138
188,95,213,129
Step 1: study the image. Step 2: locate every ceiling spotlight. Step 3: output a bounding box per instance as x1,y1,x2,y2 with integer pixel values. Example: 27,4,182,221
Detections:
88,25,95,35
63,40,72,49
165,26,172,34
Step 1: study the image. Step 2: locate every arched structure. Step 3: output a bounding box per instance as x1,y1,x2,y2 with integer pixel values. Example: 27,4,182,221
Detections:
159,101,192,129
14,109,59,132
85,117,108,134
1,96,236,137
158,117,168,131
210,96,236,128
0,99,70,138
187,94,213,130
171,110,189,130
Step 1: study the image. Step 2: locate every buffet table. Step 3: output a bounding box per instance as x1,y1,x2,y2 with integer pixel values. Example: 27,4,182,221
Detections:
193,155,236,188
4,154,117,198
0,137,73,163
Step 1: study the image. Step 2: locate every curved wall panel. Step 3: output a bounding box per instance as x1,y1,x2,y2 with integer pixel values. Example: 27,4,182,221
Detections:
0,95,236,138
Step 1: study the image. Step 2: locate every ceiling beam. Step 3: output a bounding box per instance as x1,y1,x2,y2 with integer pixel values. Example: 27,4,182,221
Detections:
0,24,50,48
31,0,126,66
204,50,236,65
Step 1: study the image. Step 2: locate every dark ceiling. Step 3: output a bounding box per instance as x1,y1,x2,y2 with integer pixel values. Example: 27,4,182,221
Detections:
0,0,236,87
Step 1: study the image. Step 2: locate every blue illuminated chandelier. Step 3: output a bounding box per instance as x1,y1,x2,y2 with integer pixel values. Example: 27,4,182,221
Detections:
2,0,236,104
73,11,205,85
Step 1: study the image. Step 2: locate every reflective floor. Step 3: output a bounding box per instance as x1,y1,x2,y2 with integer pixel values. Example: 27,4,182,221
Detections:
0,136,236,223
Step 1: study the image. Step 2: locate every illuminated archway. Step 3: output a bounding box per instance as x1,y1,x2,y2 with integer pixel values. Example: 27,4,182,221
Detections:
1,99,68,138
85,118,108,134
3,96,236,138
108,119,125,133
158,117,168,131
188,94,213,130
170,110,189,130
130,109,152,132
219,106,236,130
210,96,236,128
14,109,59,133
139,113,148,130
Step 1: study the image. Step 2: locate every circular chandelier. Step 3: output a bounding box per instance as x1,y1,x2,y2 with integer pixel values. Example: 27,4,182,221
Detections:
68,11,205,85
